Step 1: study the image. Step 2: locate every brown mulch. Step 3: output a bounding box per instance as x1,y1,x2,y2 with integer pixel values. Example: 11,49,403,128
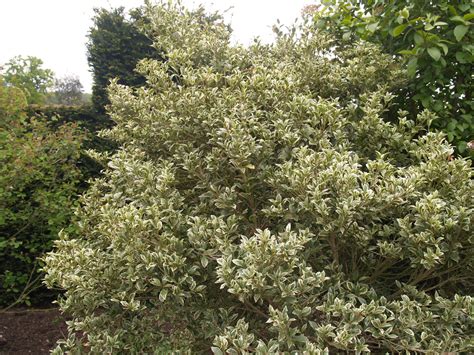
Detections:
0,308,68,354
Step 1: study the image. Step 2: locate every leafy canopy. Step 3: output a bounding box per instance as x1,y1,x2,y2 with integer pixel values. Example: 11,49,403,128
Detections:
1,55,54,105
51,75,84,106
45,1,473,353
0,76,27,119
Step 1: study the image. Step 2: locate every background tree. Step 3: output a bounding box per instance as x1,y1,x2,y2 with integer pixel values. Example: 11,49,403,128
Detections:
0,76,27,119
1,55,54,105
87,6,164,112
52,75,84,105
309,0,473,156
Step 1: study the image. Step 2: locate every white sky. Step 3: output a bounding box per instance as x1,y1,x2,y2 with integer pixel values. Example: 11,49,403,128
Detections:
0,0,313,93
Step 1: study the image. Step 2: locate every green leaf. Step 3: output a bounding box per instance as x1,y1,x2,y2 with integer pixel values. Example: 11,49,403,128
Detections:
392,24,408,37
461,114,473,122
408,16,422,25
414,32,424,45
367,22,379,33
211,347,224,355
398,49,417,56
433,101,443,112
447,120,458,131
427,47,441,61
459,4,471,12
450,16,466,24
454,25,468,41
457,141,467,153
464,14,474,21
407,57,418,77
232,259,244,266
400,8,409,19
463,44,474,54
421,96,431,108
316,19,326,29
448,6,458,16
455,51,469,63
437,43,448,55
294,334,308,343
159,288,168,302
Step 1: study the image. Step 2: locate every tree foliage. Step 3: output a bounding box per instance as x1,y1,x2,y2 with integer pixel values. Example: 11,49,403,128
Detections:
44,2,473,353
52,75,84,106
308,0,473,156
0,77,27,118
1,56,55,105
87,6,163,112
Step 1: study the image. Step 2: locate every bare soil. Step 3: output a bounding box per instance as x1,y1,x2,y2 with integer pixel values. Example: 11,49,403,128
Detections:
0,308,67,354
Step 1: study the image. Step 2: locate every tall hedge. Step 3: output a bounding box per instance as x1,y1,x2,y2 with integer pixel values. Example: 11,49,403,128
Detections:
45,2,473,353
87,6,164,112
0,101,115,307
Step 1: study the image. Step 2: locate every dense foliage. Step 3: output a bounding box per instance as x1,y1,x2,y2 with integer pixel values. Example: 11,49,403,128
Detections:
27,104,115,150
45,2,473,353
1,56,55,105
307,0,473,156
27,104,117,184
0,79,85,306
87,6,164,112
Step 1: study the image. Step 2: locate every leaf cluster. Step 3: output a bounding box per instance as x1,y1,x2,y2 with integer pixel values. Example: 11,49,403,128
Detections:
312,0,473,156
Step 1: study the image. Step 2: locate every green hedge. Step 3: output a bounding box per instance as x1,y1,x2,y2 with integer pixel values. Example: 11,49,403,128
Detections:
0,104,114,307
0,113,84,306
26,104,114,147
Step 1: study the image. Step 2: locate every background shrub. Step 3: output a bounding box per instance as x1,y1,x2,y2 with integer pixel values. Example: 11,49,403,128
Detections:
44,2,473,353
0,83,86,306
26,104,116,180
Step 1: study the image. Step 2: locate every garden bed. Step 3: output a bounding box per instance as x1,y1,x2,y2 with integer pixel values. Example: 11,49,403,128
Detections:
0,308,67,354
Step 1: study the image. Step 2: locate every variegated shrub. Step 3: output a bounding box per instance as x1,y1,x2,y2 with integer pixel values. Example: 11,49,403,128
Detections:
44,1,474,353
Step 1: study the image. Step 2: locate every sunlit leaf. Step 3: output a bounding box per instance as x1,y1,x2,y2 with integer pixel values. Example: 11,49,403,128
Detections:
454,25,468,41
427,47,441,61
392,24,408,37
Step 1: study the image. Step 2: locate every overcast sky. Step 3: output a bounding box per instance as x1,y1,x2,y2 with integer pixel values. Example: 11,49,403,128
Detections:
0,0,312,92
